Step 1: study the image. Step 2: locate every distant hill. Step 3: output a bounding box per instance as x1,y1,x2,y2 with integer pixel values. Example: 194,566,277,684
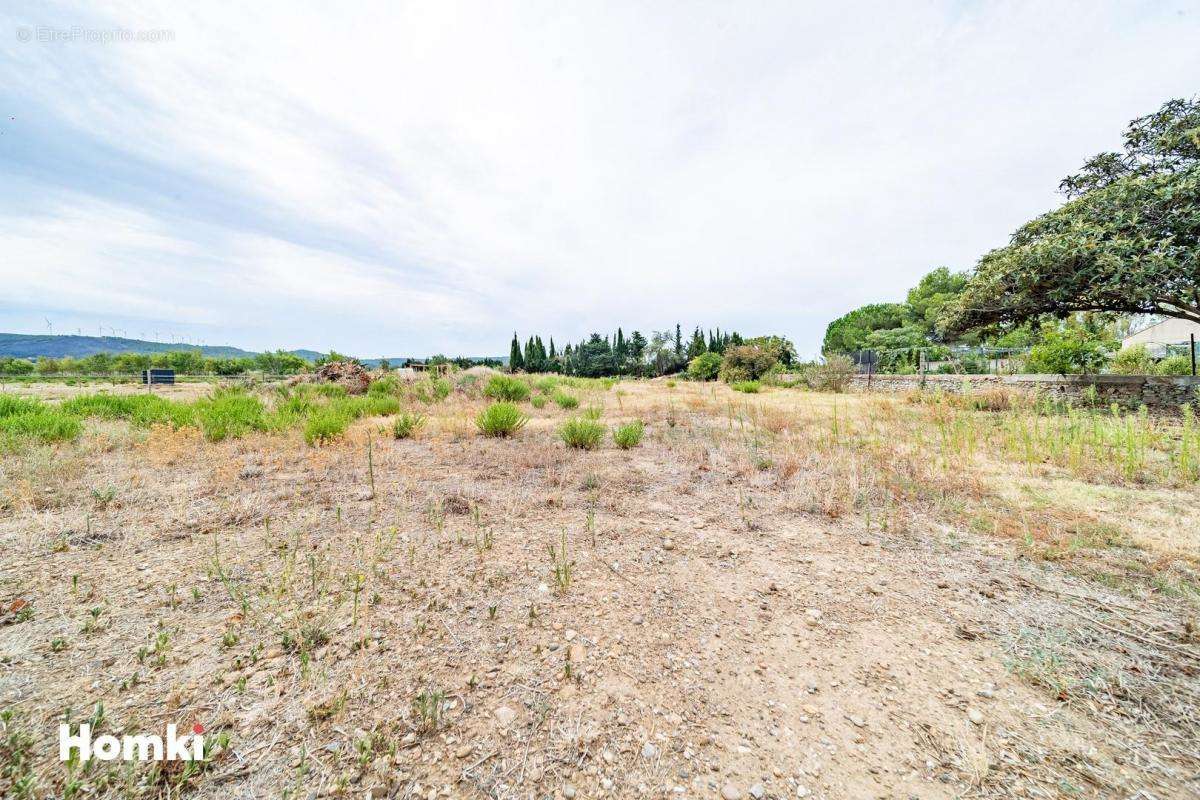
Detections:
0,333,505,365
0,333,323,362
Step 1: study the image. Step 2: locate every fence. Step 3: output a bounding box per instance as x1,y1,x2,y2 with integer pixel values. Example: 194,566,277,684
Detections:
0,373,298,386
846,373,1200,411
848,346,1032,377
849,338,1199,378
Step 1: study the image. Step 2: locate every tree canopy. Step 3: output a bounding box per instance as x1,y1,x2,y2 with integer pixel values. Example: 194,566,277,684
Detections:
942,98,1200,336
821,302,908,353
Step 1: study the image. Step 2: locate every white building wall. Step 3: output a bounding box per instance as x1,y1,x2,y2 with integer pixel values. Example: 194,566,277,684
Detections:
1123,317,1200,347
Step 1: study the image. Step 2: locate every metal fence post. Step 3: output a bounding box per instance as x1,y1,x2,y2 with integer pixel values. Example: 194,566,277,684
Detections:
1192,333,1196,377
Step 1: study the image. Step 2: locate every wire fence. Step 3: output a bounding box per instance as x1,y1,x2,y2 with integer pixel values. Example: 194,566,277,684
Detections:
847,346,1032,376
0,373,299,386
847,339,1199,377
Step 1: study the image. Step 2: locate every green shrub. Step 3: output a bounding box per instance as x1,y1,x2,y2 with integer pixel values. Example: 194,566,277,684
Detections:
1156,354,1193,375
612,420,645,449
392,411,426,439
803,355,856,392
552,392,579,409
1025,326,1116,374
1109,344,1155,374
412,377,452,403
530,395,547,409
432,377,452,401
719,344,779,382
730,380,761,393
581,406,603,420
559,417,605,449
533,376,559,394
483,375,531,402
304,407,350,445
687,352,722,381
476,402,528,437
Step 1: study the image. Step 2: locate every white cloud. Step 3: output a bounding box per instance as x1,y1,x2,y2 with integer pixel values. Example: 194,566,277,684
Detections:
2,0,1198,355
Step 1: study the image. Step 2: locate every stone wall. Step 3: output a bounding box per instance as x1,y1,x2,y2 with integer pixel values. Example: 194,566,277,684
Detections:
845,373,1200,411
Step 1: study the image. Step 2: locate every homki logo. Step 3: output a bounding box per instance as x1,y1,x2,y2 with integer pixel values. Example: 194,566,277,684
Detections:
59,723,206,762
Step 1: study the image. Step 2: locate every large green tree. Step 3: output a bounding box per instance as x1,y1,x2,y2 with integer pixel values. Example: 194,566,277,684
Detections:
906,267,968,336
943,98,1200,336
822,303,907,353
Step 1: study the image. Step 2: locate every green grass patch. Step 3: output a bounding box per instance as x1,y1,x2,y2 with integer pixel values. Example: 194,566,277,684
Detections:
476,402,528,437
0,408,82,443
613,419,645,449
559,417,605,449
193,390,267,442
304,407,351,445
392,412,426,439
483,375,531,402
552,392,579,409
0,395,43,418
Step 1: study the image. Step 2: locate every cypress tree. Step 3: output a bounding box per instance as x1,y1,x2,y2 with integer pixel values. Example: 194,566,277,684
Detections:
509,332,524,372
674,324,683,358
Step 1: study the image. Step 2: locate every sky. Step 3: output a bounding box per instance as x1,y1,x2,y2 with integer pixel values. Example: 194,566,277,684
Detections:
1,2,1198,359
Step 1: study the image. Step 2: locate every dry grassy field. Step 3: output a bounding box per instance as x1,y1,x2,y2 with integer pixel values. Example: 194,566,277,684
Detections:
2,375,1199,799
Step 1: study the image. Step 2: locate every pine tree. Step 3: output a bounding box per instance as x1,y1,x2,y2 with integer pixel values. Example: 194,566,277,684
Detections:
509,333,524,372
688,326,707,359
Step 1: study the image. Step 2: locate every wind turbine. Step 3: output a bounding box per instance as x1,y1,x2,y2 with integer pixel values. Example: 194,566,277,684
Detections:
44,317,52,336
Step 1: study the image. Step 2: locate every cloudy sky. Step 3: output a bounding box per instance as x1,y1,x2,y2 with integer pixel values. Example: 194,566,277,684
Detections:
1,2,1197,358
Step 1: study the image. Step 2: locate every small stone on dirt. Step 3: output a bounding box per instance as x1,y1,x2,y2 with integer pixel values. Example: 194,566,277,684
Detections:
968,708,985,725
722,782,743,800
494,705,517,726
641,742,659,760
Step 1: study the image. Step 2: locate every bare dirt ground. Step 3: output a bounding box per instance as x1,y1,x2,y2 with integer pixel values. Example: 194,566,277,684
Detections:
2,380,1198,799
